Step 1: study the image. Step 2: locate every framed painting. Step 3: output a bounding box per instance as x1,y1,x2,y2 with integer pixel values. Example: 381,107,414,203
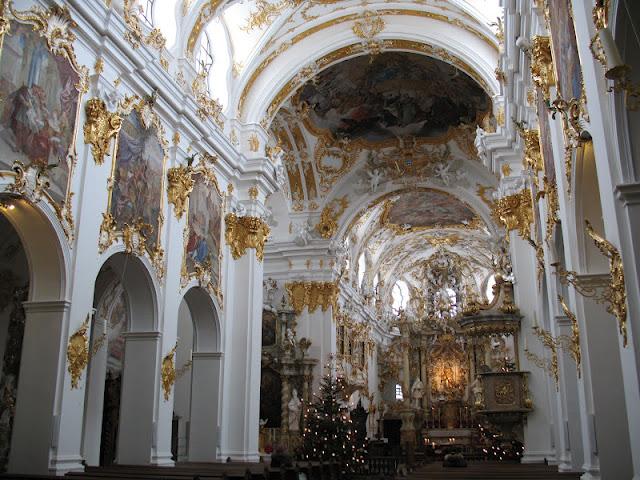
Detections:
0,3,88,239
545,0,583,102
536,86,560,241
181,165,223,302
99,96,168,278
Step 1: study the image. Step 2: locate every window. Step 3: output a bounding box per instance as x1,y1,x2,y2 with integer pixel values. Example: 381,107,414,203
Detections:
358,253,366,288
395,384,404,401
196,32,214,78
392,280,409,313
138,0,154,27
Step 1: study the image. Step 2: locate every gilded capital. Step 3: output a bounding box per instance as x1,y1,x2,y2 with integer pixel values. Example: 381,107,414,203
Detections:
67,315,90,389
285,281,339,314
83,98,122,165
492,190,533,240
225,213,270,261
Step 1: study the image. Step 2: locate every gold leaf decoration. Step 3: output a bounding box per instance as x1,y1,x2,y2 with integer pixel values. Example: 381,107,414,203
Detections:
285,281,339,314
83,98,122,165
316,195,349,239
161,344,177,401
224,213,270,261
67,315,90,389
491,190,533,240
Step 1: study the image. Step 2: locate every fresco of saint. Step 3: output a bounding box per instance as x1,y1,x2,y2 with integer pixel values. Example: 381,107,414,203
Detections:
0,21,81,202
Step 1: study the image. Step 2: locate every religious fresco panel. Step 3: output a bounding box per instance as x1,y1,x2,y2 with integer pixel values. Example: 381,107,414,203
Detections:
546,0,583,101
111,108,165,252
185,171,223,291
0,19,83,204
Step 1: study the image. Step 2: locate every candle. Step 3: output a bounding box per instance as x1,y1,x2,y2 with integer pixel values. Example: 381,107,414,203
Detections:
524,335,528,351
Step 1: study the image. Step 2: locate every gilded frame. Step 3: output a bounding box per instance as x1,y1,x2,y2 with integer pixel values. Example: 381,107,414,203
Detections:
99,95,168,279
543,0,588,195
0,1,89,242
179,161,225,305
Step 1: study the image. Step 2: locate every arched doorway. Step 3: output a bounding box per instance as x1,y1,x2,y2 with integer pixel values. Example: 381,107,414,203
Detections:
0,197,68,474
82,252,158,466
172,286,221,462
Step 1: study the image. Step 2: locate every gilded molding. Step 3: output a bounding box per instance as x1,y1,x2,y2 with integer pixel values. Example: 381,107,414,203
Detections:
285,281,339,314
83,98,122,165
585,220,628,347
161,344,177,401
558,295,581,377
492,190,533,240
224,213,270,261
530,36,555,102
122,0,166,51
316,195,349,239
67,315,90,389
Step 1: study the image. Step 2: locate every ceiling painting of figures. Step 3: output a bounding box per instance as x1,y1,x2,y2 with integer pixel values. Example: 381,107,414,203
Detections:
294,52,490,144
381,189,480,231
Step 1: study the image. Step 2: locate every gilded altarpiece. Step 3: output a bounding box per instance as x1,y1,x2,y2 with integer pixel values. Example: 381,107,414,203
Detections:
0,2,88,240
181,169,224,301
99,96,167,277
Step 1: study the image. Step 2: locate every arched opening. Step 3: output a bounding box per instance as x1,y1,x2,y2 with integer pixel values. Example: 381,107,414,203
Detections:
572,139,633,476
82,252,158,466
0,198,67,474
172,286,221,462
0,211,29,471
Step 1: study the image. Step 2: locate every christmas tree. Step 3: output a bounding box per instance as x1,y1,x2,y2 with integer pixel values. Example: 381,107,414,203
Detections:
300,371,366,474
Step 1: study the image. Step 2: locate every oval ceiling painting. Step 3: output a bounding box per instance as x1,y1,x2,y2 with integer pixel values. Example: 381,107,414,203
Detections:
380,189,480,232
295,52,490,144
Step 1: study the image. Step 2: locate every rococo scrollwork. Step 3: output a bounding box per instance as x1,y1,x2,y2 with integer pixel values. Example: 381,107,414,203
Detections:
67,314,90,389
167,152,218,220
83,98,123,166
161,344,177,402
585,220,628,347
316,195,349,239
492,190,533,241
225,213,270,261
285,281,339,314
530,36,555,102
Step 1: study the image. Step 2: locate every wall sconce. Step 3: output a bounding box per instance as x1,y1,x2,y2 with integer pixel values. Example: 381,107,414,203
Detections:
590,24,640,110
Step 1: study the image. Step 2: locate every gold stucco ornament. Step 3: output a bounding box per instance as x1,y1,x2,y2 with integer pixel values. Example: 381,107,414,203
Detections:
224,213,270,261
67,315,90,389
491,189,533,241
161,344,177,401
285,281,339,314
83,98,122,165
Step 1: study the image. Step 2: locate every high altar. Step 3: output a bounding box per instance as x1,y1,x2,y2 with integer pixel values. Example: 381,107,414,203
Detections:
378,253,532,451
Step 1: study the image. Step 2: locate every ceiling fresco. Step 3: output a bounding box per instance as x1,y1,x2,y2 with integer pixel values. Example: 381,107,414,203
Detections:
381,189,479,231
294,52,490,144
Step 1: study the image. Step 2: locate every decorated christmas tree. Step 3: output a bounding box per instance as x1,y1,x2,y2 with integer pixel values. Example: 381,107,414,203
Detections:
300,370,366,474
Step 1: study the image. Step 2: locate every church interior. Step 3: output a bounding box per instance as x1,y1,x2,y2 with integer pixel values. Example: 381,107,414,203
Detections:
0,0,638,479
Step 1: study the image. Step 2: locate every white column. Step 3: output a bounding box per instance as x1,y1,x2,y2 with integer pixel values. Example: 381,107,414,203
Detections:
82,316,108,466
188,352,223,461
117,331,161,465
296,306,335,393
9,301,72,474
510,235,555,464
571,2,640,477
220,250,263,461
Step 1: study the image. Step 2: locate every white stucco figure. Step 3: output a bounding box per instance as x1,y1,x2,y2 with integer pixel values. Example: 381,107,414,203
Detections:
411,378,425,409
288,389,302,432
367,168,384,192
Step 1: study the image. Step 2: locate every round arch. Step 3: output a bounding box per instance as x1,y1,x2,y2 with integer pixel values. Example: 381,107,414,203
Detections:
238,21,499,125
0,197,68,302
181,286,222,353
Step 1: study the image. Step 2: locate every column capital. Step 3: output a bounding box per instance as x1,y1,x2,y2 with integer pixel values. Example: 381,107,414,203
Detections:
224,213,270,261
